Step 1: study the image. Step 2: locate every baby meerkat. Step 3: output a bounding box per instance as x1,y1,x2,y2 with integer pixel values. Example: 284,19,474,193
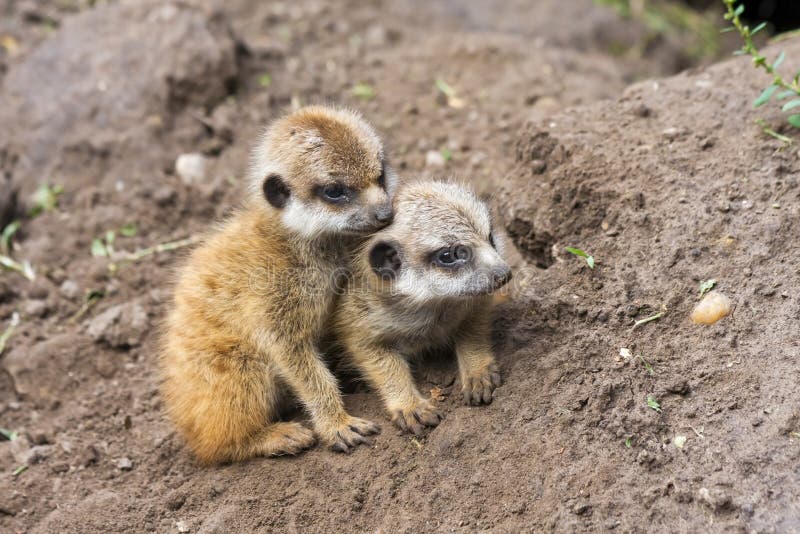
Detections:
160,105,397,463
331,181,511,435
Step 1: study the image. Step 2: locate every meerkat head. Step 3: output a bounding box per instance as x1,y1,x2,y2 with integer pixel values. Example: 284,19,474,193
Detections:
364,181,511,303
249,105,398,238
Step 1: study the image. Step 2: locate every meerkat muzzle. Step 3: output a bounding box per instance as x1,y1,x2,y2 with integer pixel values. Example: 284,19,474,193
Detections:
491,265,512,289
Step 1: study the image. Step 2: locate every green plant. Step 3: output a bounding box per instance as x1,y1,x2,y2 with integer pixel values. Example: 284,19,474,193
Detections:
699,278,717,296
646,395,662,413
0,428,18,441
29,183,63,217
596,0,721,60
722,0,800,128
565,247,595,269
351,83,375,99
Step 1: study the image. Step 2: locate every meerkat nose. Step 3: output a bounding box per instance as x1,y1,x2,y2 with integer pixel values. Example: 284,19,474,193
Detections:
491,265,512,288
373,203,393,225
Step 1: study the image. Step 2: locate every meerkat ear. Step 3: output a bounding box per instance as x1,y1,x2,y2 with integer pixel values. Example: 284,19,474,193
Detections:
263,174,290,208
369,241,401,279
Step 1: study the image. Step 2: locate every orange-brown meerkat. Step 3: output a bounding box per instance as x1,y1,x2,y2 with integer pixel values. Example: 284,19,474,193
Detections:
331,181,511,435
160,105,398,463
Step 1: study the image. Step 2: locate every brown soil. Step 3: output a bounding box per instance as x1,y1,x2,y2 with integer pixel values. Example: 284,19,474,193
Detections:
1,0,798,532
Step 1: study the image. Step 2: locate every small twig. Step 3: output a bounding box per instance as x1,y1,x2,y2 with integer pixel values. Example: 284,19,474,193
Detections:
113,235,201,263
0,254,35,281
633,311,665,329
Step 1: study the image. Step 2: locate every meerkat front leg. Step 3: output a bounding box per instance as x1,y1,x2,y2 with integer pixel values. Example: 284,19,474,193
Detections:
269,339,380,452
455,300,502,405
346,340,442,435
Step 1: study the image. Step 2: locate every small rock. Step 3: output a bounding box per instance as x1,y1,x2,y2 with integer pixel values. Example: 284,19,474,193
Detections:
572,501,592,515
85,302,149,348
30,431,49,445
425,150,445,168
666,380,690,395
154,186,178,207
624,304,639,317
25,445,53,465
176,520,190,533
59,280,81,300
166,491,186,511
116,457,133,471
698,487,732,511
51,462,70,474
175,153,208,185
23,299,48,318
79,445,99,467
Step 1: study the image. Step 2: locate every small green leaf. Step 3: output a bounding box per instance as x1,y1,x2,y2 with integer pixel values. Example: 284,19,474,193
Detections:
777,90,797,100
259,73,272,88
565,247,595,269
783,100,800,112
773,51,786,69
351,83,375,99
625,437,632,448
699,278,717,296
734,3,745,16
105,231,116,247
0,428,18,441
751,22,767,35
119,222,138,237
91,238,108,258
12,465,27,477
646,395,662,413
754,84,779,107
434,78,456,98
440,148,452,162
28,183,63,217
720,26,736,34
565,247,589,259
1,221,20,254
789,114,800,128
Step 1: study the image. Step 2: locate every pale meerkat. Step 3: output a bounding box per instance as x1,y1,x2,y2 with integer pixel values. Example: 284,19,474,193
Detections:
160,105,398,464
331,180,511,435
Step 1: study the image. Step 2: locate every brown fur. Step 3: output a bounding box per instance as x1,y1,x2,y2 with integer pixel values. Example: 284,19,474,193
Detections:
160,106,394,464
331,181,511,435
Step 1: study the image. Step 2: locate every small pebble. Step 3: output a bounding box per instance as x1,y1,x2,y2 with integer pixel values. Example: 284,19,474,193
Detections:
425,150,445,168
175,153,208,185
117,457,133,471
691,291,732,325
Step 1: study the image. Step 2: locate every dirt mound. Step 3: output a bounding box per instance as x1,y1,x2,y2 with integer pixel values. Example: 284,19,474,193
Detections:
497,41,800,531
1,0,797,532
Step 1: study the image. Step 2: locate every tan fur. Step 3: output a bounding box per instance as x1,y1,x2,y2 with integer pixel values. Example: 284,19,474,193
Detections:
332,181,511,435
160,106,395,464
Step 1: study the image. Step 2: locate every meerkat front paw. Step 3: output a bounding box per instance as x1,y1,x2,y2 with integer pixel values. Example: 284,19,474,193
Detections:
323,416,381,454
389,398,443,436
461,361,502,405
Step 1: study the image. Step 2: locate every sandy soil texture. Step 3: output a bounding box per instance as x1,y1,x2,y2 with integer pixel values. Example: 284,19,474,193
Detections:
1,0,798,532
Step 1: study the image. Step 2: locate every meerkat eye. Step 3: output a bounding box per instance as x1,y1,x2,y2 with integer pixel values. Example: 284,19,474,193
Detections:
489,233,496,249
433,245,470,268
318,183,349,203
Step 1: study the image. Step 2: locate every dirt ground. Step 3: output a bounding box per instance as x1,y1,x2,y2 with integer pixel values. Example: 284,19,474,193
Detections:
1,0,799,532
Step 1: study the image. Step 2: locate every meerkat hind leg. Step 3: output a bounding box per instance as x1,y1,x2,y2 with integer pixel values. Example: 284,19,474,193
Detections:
240,421,317,458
